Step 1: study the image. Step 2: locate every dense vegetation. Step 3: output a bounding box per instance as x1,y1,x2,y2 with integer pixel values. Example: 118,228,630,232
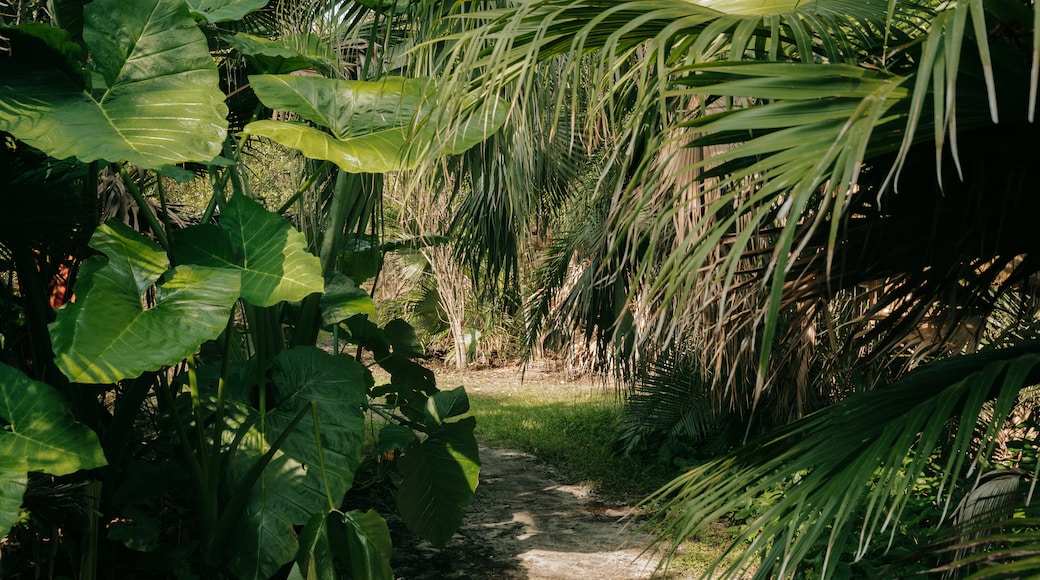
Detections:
433,0,1040,578
5,0,1040,578
0,1,499,578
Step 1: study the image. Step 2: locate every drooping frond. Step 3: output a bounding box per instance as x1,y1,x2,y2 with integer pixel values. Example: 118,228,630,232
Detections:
645,341,1040,579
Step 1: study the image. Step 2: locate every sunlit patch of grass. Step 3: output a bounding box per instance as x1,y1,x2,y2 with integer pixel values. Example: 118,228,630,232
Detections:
465,387,676,503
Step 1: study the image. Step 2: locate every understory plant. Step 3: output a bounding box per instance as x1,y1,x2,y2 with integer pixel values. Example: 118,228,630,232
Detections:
0,0,503,577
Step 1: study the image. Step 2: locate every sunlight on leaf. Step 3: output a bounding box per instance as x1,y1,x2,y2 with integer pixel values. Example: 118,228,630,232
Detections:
172,195,323,306
0,0,228,168
243,75,507,172
186,0,267,23
0,363,106,474
49,221,240,383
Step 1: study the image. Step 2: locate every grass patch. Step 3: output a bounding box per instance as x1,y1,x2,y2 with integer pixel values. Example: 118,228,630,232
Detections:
463,384,677,502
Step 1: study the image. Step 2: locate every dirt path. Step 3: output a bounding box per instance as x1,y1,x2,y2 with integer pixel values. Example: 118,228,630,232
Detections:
389,444,668,579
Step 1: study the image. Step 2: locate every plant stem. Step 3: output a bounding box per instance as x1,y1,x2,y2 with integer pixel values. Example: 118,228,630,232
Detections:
101,372,155,472
158,376,214,545
79,479,101,580
290,169,354,347
187,355,209,475
224,139,251,198
209,311,237,485
202,165,229,225
118,166,169,249
276,160,331,216
309,402,337,511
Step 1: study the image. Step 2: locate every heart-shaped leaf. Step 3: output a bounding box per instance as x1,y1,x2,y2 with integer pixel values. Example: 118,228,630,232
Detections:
243,75,507,172
0,363,106,538
172,195,323,306
396,416,480,547
0,0,228,168
0,363,107,474
295,509,392,580
332,510,393,580
424,387,471,427
226,422,306,580
186,0,268,23
49,221,241,384
226,33,339,75
319,273,375,327
226,347,370,579
266,348,370,491
0,455,27,539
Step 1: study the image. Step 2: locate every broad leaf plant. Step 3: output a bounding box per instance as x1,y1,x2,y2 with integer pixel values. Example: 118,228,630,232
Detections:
0,0,504,577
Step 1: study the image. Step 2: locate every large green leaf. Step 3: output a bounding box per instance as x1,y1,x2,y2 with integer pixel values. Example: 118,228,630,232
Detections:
319,273,375,327
266,347,370,492
424,386,471,427
171,195,323,306
0,455,27,539
226,33,339,75
0,363,106,474
0,0,228,168
49,221,241,384
227,347,370,579
334,510,393,580
0,363,106,538
396,416,480,547
186,0,267,23
295,512,336,580
226,422,307,580
242,75,508,172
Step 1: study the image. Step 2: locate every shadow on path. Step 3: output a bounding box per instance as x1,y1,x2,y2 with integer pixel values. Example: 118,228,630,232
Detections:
390,445,673,579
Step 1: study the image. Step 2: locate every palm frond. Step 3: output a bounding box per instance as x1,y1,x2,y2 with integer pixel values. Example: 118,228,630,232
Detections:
645,341,1040,579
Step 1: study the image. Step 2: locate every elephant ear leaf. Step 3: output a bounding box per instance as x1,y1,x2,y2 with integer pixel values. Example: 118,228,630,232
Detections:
0,456,27,540
0,363,106,537
396,412,480,547
226,33,339,75
186,0,268,23
49,221,241,384
226,348,370,579
0,0,228,168
171,195,324,306
243,75,507,173
294,509,393,580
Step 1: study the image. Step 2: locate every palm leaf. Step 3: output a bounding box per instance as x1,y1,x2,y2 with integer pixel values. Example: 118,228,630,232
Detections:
645,341,1040,578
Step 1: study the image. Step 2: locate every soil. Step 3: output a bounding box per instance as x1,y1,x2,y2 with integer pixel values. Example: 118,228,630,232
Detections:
388,444,667,580
385,363,676,580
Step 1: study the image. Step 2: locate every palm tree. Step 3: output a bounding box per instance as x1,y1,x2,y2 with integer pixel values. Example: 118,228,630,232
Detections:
430,0,1040,576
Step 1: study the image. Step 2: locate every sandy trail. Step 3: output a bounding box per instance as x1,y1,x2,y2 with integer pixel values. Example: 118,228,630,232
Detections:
389,444,668,579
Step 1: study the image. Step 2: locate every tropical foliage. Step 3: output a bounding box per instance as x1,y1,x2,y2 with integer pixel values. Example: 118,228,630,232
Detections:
0,0,501,577
428,0,1040,577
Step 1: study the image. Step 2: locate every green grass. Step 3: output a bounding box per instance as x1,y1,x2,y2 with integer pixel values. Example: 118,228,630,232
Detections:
463,383,678,502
